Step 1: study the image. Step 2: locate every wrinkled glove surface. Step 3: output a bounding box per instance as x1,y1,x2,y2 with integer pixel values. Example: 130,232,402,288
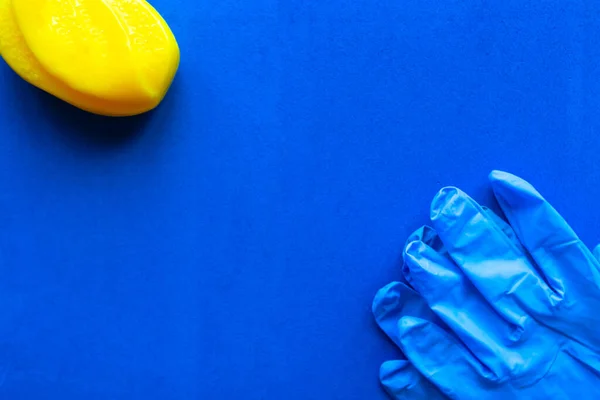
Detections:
373,171,600,399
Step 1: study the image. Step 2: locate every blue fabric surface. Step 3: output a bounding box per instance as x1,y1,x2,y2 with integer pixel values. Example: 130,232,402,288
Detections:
0,0,599,399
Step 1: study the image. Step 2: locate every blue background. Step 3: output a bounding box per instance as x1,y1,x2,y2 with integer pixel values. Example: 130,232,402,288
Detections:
0,0,599,398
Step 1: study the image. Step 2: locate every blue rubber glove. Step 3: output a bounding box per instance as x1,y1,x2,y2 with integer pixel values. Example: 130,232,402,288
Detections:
373,171,600,399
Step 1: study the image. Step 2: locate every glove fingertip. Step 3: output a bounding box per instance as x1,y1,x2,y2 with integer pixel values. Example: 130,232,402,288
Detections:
488,169,515,182
489,170,543,204
372,281,401,318
429,186,463,223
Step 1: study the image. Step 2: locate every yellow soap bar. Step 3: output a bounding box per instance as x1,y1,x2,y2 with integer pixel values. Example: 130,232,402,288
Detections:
0,0,179,116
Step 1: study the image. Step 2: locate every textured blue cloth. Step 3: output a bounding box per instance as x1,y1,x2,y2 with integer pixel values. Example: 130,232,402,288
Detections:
373,171,600,399
2,0,600,398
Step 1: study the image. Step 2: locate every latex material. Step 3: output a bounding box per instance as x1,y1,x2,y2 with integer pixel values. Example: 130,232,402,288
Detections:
0,0,179,116
373,171,600,399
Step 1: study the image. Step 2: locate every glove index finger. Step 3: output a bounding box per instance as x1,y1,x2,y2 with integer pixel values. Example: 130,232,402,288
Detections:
489,170,600,296
430,186,558,326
